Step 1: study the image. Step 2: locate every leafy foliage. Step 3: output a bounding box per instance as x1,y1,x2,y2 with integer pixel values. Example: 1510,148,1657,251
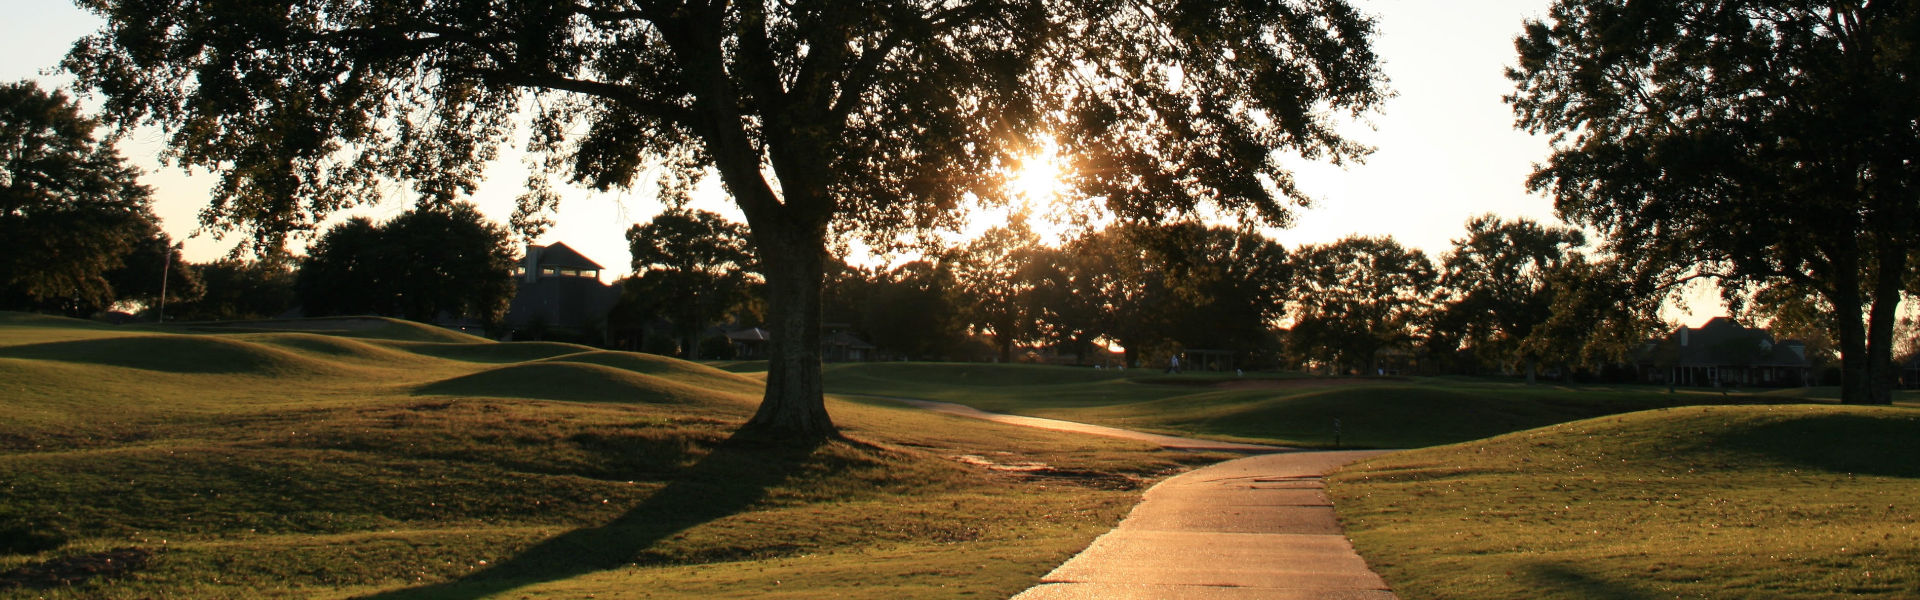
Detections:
296,202,515,324
0,81,188,316
62,0,1389,437
948,221,1048,363
168,258,300,321
624,209,759,358
1439,215,1586,378
1285,236,1436,374
1508,0,1920,403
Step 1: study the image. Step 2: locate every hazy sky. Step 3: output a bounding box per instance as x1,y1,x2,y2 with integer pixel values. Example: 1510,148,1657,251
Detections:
0,1,1724,324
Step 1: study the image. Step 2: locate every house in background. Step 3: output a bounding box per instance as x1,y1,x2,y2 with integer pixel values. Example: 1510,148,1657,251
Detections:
725,326,772,359
504,242,622,342
1637,317,1812,387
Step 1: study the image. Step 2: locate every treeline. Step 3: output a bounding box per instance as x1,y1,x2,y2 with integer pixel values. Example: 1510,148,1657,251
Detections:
811,215,1665,376
618,208,1721,378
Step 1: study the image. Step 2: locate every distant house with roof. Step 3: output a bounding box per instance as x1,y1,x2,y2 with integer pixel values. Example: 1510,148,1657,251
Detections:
724,326,771,359
1636,317,1812,387
504,242,622,341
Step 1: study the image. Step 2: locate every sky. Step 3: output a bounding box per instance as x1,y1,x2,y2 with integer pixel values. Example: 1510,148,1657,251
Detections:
1,0,1726,326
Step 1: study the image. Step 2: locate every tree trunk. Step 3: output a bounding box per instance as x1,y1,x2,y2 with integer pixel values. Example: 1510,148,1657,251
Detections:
1525,358,1538,385
1864,247,1906,405
1831,285,1873,405
742,235,836,439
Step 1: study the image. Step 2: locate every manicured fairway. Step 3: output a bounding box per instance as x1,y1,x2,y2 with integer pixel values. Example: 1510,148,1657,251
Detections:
1329,404,1920,599
824,362,1800,448
0,313,1214,598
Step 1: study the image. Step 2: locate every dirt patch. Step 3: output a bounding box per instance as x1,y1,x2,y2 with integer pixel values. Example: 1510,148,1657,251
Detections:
951,455,1142,490
1211,377,1399,391
0,547,153,590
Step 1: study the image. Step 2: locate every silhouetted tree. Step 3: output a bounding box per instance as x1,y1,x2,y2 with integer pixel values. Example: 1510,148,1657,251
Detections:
626,209,759,359
1285,236,1436,374
65,0,1388,437
1054,225,1180,367
1151,223,1291,367
1440,215,1586,383
950,221,1047,363
170,258,298,321
0,81,190,316
1509,1,1920,404
862,260,969,361
297,218,392,317
297,203,515,324
1527,256,1667,371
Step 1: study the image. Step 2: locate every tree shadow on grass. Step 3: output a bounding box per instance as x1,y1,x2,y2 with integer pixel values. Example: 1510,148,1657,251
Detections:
355,432,833,599
1717,413,1920,478
1519,561,1659,600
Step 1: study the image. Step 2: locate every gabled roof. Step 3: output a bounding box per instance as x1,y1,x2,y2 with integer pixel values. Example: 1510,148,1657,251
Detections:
533,242,604,270
1656,317,1809,367
823,331,876,349
725,327,771,342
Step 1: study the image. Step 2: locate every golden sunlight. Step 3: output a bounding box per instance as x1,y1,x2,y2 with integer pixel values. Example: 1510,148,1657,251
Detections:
1009,145,1068,205
943,138,1111,249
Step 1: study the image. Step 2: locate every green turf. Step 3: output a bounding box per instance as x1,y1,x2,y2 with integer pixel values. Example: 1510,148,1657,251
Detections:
0,312,1212,598
825,362,1799,448
1329,404,1920,599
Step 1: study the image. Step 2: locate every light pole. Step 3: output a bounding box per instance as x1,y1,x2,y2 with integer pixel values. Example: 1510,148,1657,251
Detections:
157,241,180,323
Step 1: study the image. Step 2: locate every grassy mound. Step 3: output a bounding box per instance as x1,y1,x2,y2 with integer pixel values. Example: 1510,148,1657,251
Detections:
0,315,1204,598
239,332,445,367
828,362,1133,388
1086,384,1788,448
540,351,765,395
1330,404,1920,598
387,340,598,363
827,362,1791,448
417,362,759,405
0,335,345,377
183,316,488,343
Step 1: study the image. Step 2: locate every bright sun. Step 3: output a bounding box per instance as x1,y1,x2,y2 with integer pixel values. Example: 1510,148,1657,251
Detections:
1010,149,1067,204
945,138,1108,248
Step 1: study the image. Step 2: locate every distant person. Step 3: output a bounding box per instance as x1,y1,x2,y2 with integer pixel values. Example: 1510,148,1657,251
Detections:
1167,354,1180,374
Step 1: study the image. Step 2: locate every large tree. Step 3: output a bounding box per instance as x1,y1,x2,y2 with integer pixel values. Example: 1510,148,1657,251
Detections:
1440,215,1586,383
949,221,1046,363
297,202,516,323
1,80,192,317
65,0,1388,437
626,208,759,358
1509,1,1920,404
1284,235,1437,374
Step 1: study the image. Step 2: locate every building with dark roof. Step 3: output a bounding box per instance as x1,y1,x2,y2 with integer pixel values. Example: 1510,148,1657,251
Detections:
504,242,622,340
1637,317,1812,387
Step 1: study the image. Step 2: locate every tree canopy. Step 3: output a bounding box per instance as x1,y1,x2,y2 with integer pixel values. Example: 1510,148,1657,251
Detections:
1,80,190,317
1508,0,1920,403
625,208,760,358
1285,236,1436,374
297,202,516,324
65,0,1388,437
1440,215,1585,381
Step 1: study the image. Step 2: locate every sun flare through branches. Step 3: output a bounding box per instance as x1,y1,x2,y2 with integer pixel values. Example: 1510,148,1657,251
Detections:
950,138,1109,247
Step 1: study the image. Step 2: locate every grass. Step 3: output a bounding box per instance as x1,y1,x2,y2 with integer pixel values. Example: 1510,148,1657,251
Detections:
0,312,1218,598
1328,404,1920,599
823,362,1801,448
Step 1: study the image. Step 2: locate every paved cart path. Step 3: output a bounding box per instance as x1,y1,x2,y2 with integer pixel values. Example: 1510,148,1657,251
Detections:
1012,450,1399,600
856,395,1397,599
852,395,1287,452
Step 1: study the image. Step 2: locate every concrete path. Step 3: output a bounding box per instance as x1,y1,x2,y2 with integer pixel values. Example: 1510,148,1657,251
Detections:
1012,450,1399,600
853,395,1285,453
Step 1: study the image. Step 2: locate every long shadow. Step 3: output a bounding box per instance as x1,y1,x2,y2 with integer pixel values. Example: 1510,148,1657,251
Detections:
356,432,832,599
1519,561,1658,600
